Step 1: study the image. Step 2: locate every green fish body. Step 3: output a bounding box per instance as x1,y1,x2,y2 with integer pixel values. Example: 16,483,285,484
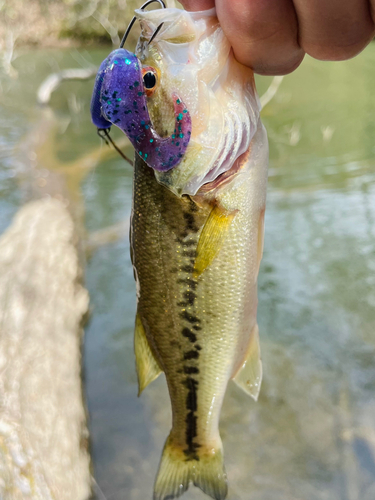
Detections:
132,122,267,500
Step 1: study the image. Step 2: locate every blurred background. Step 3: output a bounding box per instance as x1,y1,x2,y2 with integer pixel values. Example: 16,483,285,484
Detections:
1,1,375,499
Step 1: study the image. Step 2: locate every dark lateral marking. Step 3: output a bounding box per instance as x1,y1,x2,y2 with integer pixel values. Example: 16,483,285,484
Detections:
195,344,202,350
183,376,200,460
182,327,197,343
184,418,200,459
184,350,199,360
183,212,198,232
184,290,196,305
187,197,199,213
184,366,200,375
183,212,195,225
180,310,201,324
177,278,198,290
183,376,198,411
182,250,196,258
193,325,202,331
181,265,195,274
177,290,197,307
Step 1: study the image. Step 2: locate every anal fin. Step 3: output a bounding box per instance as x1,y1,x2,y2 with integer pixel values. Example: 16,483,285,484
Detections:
194,205,236,278
232,324,263,401
134,313,162,396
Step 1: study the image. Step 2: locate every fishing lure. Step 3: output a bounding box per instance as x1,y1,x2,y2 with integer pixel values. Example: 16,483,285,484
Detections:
91,0,192,171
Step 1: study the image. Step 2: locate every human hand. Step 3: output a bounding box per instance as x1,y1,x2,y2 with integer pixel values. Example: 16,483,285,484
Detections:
180,0,375,75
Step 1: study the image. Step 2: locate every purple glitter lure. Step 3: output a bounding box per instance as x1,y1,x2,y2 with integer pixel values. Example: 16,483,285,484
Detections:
91,49,192,172
91,57,113,130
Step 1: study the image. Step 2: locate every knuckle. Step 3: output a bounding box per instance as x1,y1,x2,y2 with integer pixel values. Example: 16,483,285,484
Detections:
302,27,375,61
243,52,304,76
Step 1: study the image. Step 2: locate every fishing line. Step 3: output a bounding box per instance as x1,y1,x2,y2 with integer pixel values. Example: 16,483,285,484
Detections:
91,477,110,500
97,129,133,166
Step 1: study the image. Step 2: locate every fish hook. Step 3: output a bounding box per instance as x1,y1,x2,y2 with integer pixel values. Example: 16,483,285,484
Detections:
119,0,166,49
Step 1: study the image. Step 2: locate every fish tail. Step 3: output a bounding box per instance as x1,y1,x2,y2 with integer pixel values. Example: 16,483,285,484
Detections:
154,434,228,500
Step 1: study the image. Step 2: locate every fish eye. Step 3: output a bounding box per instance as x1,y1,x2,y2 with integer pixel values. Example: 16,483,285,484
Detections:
142,67,158,96
143,71,156,90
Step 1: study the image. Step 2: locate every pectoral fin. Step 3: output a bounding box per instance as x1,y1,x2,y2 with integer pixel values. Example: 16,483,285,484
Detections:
194,205,236,278
134,313,162,396
233,324,263,401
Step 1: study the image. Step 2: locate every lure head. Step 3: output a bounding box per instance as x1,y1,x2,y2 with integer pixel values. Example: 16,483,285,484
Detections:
90,48,191,172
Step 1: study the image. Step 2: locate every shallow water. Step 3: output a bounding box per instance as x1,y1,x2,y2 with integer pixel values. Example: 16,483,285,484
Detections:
1,46,375,500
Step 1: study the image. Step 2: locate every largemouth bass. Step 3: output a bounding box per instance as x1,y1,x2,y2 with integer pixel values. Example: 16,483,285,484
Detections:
91,6,268,500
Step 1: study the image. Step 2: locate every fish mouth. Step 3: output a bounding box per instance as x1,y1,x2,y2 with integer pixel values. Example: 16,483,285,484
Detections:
196,146,251,196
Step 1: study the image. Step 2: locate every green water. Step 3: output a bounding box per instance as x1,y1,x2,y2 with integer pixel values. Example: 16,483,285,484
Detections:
1,46,375,500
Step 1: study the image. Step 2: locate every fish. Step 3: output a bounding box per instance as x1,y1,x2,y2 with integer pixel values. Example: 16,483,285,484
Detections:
90,6,268,500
